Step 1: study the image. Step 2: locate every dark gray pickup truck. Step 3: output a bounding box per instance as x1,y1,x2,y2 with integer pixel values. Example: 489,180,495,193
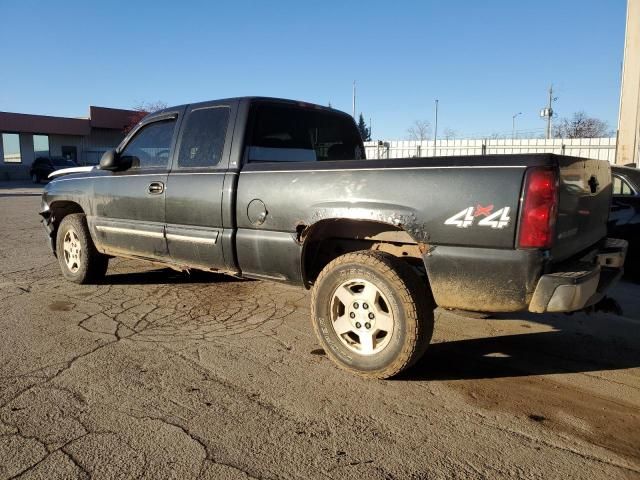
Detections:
40,97,627,378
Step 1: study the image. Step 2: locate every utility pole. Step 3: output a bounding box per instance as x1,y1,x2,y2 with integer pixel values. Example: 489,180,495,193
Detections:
540,85,557,139
369,117,372,139
433,99,439,156
512,112,522,139
352,81,356,118
546,85,553,139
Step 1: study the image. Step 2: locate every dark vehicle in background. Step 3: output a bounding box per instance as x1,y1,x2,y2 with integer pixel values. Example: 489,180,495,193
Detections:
609,165,640,277
30,157,77,183
39,97,626,379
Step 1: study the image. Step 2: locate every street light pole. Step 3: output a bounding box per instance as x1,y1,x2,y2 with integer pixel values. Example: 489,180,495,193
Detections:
512,112,522,139
433,99,439,157
352,81,356,119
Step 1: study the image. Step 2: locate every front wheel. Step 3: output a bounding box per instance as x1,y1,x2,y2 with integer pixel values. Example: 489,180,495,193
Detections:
56,214,109,284
311,251,434,379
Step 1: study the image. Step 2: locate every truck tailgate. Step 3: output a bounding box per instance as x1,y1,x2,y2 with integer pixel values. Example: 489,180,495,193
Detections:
552,156,612,262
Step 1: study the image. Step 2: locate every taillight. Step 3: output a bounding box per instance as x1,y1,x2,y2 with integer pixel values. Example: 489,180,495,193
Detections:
518,167,558,249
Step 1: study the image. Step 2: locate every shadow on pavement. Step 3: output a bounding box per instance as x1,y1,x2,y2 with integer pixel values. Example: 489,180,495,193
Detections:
400,323,640,381
102,268,249,286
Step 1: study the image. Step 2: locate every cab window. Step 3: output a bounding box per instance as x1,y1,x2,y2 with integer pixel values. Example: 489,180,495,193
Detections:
121,119,176,169
247,104,364,163
177,107,230,168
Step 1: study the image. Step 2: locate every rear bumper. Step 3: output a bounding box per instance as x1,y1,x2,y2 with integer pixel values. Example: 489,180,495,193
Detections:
423,246,544,312
528,238,627,313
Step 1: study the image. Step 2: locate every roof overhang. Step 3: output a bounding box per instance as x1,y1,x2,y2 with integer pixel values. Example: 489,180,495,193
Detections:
0,111,90,136
0,106,139,136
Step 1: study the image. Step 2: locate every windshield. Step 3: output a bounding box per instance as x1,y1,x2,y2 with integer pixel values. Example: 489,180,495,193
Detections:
623,169,640,190
614,167,640,191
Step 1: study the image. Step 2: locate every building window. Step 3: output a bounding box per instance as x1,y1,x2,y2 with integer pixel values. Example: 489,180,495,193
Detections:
2,133,21,163
33,135,49,159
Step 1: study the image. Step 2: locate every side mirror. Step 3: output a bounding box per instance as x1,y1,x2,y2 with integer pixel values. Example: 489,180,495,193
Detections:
99,150,131,171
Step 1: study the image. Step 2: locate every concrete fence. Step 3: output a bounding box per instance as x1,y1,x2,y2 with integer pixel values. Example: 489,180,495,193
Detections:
364,137,617,163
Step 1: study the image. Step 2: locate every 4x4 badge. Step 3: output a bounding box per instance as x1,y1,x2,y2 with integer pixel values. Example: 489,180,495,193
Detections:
444,205,511,229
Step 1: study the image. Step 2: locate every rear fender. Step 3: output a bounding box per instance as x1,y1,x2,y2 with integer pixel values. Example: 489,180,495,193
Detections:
301,202,429,243
299,214,428,287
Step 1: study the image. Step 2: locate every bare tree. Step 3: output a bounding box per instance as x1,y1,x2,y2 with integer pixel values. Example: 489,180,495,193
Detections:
553,111,611,139
406,120,431,141
443,127,457,140
125,101,169,133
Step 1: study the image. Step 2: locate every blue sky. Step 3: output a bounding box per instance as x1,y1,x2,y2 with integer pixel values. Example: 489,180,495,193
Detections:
0,0,627,139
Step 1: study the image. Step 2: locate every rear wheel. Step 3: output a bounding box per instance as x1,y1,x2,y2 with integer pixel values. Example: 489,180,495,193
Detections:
311,251,434,379
56,214,108,284
31,173,40,184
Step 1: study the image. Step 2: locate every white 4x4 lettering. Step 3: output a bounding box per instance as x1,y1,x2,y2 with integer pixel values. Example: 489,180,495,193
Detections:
444,206,511,229
477,207,511,229
444,207,475,228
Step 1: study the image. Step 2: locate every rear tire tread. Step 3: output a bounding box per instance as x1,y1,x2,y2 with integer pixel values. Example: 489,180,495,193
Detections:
311,250,434,379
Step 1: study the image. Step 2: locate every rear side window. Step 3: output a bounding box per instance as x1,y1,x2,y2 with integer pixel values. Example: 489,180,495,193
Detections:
247,104,364,162
121,119,176,169
178,107,230,168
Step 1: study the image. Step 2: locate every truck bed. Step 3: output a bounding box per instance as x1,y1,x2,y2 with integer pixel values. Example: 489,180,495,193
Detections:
237,153,612,311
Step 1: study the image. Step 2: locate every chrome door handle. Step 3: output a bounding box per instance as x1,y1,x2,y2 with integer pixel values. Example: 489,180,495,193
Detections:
148,182,164,194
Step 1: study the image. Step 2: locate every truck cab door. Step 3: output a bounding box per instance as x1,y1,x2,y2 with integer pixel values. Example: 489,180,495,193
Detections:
91,111,182,260
165,100,238,271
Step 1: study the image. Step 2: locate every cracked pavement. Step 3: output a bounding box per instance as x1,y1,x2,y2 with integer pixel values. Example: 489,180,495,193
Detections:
1,183,639,479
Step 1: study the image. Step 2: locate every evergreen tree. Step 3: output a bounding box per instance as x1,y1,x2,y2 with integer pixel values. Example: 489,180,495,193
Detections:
357,113,372,141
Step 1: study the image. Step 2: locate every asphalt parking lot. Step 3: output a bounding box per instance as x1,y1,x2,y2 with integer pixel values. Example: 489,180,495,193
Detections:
1,182,639,480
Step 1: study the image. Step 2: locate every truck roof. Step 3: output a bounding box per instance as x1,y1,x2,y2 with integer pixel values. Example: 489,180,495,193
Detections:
156,96,346,117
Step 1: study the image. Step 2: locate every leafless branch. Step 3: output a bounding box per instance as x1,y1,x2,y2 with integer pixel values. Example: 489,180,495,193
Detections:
406,120,431,141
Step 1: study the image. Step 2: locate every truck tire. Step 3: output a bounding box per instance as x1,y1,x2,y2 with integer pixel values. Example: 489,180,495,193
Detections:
56,214,109,284
311,251,434,379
